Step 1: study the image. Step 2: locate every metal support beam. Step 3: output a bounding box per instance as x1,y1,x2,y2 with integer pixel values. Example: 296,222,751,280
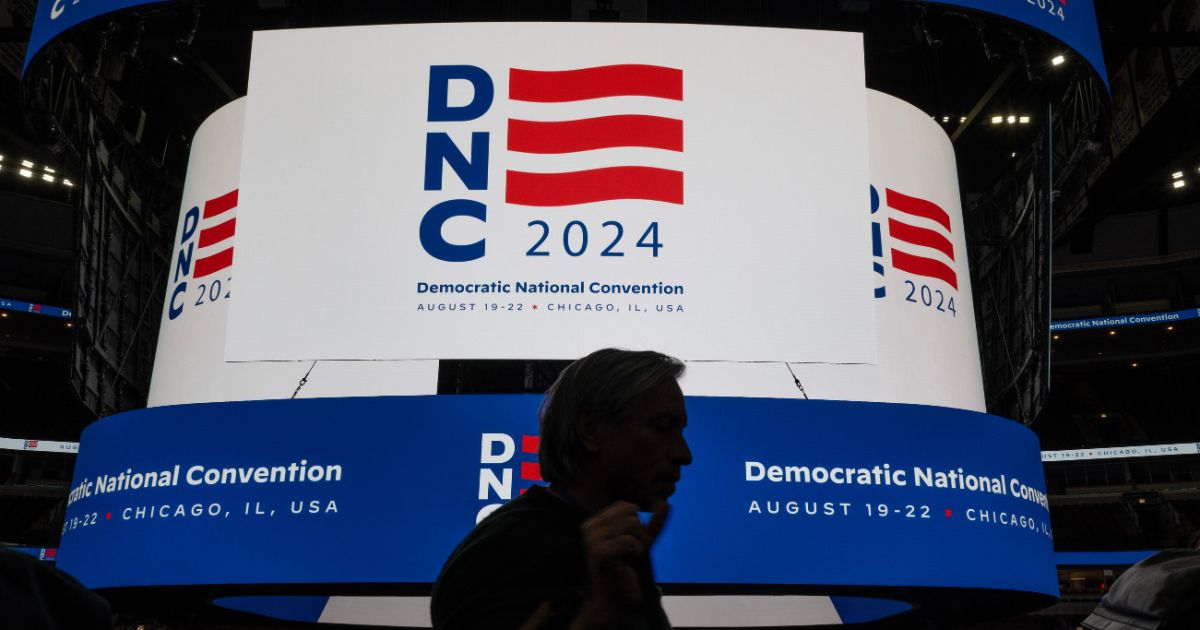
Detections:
951,61,1017,144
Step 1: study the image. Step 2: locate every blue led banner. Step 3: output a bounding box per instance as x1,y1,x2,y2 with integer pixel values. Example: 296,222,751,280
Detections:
0,297,72,319
926,0,1108,89
57,396,1056,600
1050,308,1200,332
4,546,58,561
24,0,167,74
1055,551,1157,566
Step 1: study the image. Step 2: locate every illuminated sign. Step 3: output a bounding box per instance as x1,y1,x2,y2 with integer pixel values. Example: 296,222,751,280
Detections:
228,23,876,364
58,395,1055,602
24,0,166,73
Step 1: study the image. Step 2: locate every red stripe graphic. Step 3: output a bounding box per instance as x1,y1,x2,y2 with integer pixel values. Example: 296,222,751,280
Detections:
520,461,543,482
888,218,954,261
886,188,951,232
891,249,958,290
198,217,236,249
521,435,540,454
508,115,683,154
507,167,682,206
203,189,238,219
510,65,683,102
194,247,233,279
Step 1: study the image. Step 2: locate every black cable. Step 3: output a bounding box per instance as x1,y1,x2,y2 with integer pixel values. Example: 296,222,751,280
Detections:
291,361,318,399
783,363,810,400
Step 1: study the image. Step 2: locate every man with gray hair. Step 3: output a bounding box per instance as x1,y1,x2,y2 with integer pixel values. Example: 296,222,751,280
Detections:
431,348,692,629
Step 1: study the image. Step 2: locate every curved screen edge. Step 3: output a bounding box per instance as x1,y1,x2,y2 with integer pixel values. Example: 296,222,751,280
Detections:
58,395,1056,602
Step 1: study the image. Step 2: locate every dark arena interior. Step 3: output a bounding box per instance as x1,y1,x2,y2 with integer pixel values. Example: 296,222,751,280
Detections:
2,1,1200,629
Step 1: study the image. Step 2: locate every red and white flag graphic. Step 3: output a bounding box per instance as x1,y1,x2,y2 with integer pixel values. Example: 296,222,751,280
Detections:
505,64,683,206
194,189,238,279
885,188,958,290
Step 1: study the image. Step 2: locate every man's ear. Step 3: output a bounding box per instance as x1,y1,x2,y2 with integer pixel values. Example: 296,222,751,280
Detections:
576,413,601,454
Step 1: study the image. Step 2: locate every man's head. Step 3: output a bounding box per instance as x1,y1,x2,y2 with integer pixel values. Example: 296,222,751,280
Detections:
538,348,691,510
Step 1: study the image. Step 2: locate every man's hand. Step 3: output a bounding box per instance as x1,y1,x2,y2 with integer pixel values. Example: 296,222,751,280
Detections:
571,501,669,629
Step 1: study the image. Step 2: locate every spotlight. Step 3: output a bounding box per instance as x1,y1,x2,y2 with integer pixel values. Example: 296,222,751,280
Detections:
21,160,33,168
1100,413,1108,419
1174,180,1186,189
1053,334,1060,340
991,116,1003,124
959,116,966,123
62,179,73,187
1007,115,1016,124
1108,330,1117,336
942,116,949,123
1173,171,1184,179
1131,362,1139,368
41,174,54,183
1167,325,1175,331
43,166,55,173
19,168,32,178
1018,116,1030,124
1051,54,1065,66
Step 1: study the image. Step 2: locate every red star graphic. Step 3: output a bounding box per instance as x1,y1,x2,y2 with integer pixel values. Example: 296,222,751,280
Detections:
944,509,953,518
532,305,538,310
105,512,112,520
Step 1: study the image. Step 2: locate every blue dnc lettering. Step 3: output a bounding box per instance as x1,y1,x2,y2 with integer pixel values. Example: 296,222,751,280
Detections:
421,65,494,263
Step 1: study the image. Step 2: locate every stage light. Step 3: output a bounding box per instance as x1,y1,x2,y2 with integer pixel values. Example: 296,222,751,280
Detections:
66,322,73,328
43,166,55,173
942,116,949,122
1167,325,1174,331
1100,413,1108,419
1174,180,1186,189
991,116,1003,124
1018,116,1030,124
1007,115,1016,124
41,174,54,182
1131,362,1139,368
21,160,33,168
959,116,966,123
1173,171,1184,179
1051,55,1065,66
1108,330,1116,336
62,179,73,187
1011,152,1017,158
19,168,32,178
1053,335,1060,340
0,313,6,318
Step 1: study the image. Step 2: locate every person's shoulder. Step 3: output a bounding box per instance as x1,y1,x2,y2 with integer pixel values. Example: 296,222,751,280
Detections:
430,487,588,629
448,487,583,560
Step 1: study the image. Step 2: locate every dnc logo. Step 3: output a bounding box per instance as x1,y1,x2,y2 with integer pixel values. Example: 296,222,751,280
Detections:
167,189,238,320
477,432,543,523
870,185,960,316
421,64,684,262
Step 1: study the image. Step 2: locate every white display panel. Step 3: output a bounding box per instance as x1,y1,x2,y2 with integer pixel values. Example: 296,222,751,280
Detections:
681,90,986,412
147,99,438,407
226,22,875,364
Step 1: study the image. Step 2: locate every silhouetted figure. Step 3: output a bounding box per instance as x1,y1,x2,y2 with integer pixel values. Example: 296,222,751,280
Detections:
1081,531,1200,629
431,349,692,629
0,548,112,630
